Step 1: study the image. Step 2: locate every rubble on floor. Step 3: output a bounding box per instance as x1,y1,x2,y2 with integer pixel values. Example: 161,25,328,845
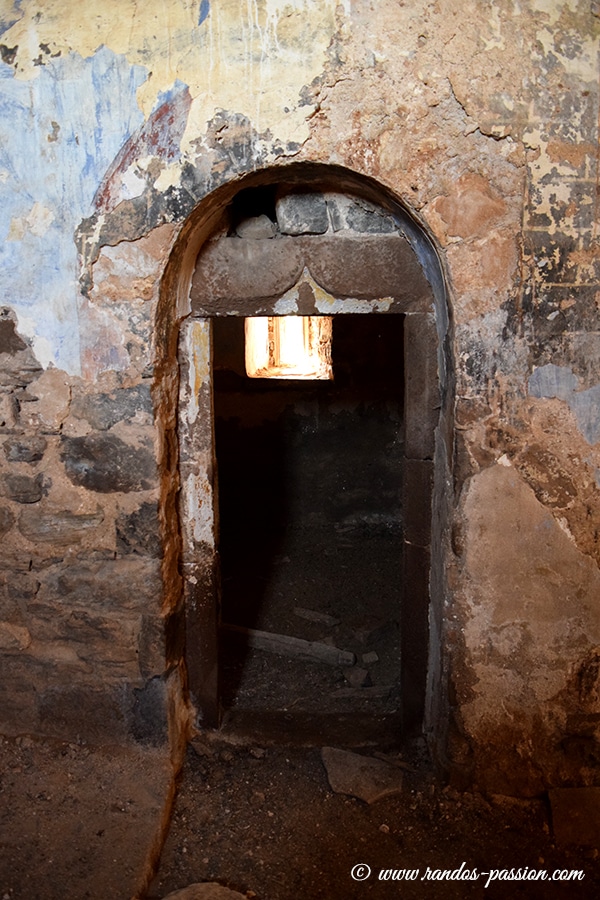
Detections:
149,736,600,900
219,527,403,720
321,746,404,803
161,884,247,899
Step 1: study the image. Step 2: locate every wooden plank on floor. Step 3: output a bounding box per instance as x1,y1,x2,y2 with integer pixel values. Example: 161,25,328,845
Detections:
220,623,356,666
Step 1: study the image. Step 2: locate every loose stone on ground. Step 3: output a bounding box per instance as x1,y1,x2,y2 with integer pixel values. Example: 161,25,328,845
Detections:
161,884,247,900
321,746,404,803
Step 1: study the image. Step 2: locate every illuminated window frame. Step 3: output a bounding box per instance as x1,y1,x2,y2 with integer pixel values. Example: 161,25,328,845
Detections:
245,316,333,380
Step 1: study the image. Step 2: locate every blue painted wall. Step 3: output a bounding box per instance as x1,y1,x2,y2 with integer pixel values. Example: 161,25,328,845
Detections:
0,47,147,372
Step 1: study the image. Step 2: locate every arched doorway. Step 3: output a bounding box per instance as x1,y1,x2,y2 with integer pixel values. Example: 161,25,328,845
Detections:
164,163,450,744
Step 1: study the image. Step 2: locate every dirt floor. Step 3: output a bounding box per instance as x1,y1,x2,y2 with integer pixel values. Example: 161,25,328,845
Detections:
219,526,403,720
0,734,172,900
149,508,600,900
2,528,599,899
149,731,600,900
1,723,599,900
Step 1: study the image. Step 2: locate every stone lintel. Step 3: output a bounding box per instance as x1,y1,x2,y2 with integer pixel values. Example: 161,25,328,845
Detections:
190,233,432,314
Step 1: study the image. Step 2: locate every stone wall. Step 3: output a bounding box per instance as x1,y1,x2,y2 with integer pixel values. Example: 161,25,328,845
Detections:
0,0,599,795
0,313,168,742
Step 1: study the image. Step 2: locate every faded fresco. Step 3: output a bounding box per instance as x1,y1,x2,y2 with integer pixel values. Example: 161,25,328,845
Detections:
0,0,599,799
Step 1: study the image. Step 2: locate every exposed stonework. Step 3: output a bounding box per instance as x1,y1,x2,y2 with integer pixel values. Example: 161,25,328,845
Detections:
0,0,598,801
191,193,433,314
0,313,166,743
60,433,157,493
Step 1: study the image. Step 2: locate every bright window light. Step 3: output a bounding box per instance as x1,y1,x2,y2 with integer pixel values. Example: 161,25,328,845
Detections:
245,316,333,380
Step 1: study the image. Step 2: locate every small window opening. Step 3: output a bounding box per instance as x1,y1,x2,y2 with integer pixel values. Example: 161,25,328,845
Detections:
245,316,333,380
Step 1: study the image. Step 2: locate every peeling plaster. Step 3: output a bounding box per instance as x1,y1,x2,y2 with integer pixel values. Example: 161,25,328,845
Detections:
315,294,395,315
185,470,214,545
0,46,146,373
529,364,600,445
1,2,347,371
271,269,396,317
183,319,211,427
94,81,192,216
460,462,600,788
531,1,598,80
0,0,598,791
3,0,344,140
180,0,344,149
271,267,372,315
273,266,337,316
273,294,299,315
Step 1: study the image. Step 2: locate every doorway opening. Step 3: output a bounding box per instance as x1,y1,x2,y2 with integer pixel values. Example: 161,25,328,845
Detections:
171,166,448,746
245,315,333,380
214,315,405,738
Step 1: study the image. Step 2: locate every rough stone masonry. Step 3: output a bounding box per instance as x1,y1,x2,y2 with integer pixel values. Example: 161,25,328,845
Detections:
0,0,599,797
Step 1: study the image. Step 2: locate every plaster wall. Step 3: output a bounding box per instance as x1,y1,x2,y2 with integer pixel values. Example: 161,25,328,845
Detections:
0,0,599,794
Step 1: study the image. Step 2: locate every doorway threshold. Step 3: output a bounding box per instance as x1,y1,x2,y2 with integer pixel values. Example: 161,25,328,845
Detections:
217,708,404,750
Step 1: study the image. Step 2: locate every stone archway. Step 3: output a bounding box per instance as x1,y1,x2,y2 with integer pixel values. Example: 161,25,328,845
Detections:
156,163,452,744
